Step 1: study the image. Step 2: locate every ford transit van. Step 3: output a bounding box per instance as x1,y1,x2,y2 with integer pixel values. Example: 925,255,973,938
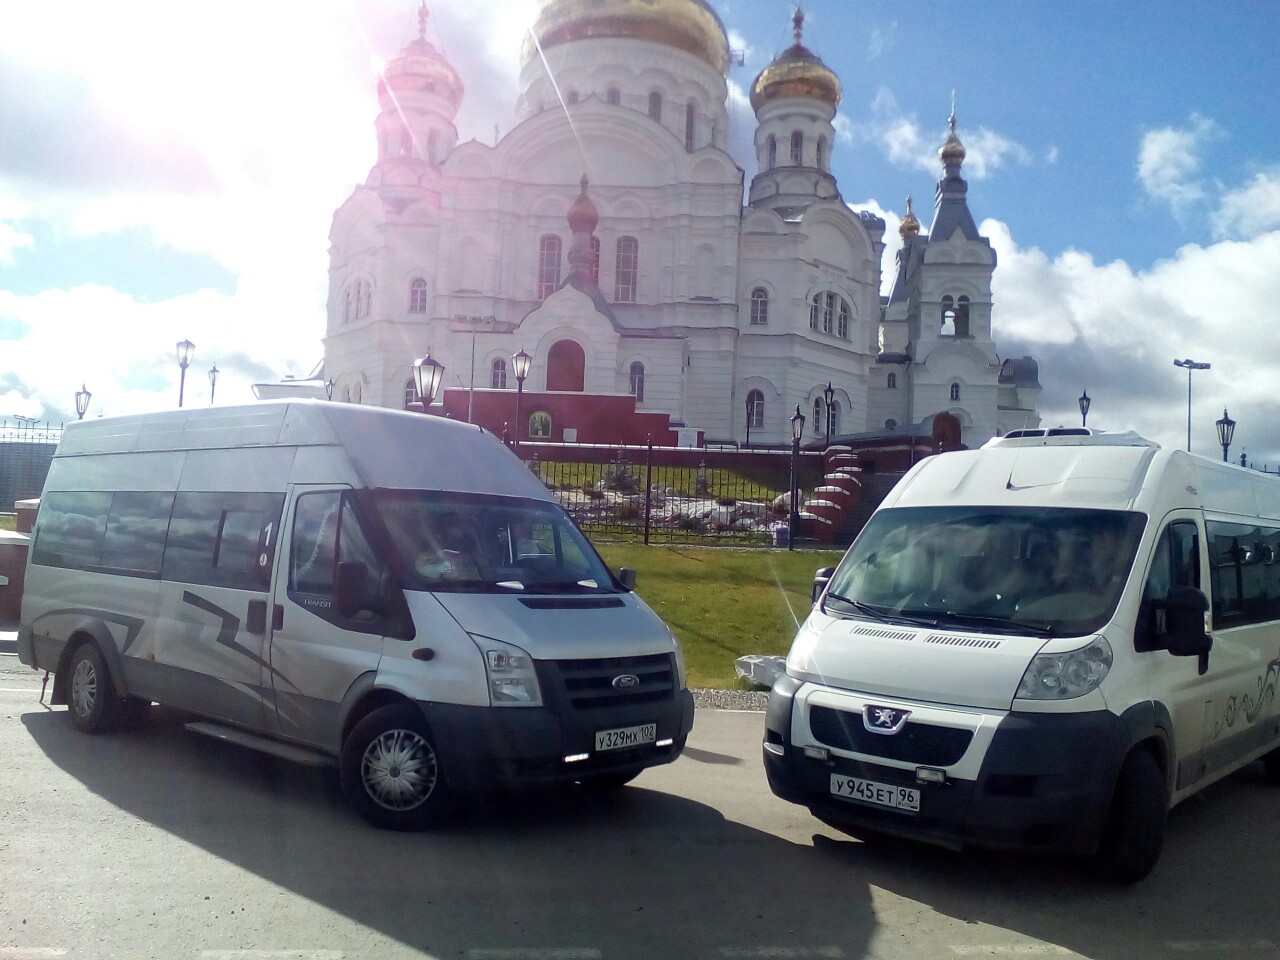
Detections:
764,431,1280,881
18,401,693,828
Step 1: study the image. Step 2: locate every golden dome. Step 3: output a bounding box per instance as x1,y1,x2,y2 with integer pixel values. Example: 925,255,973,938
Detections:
380,6,463,108
939,109,966,165
749,8,840,112
899,196,920,239
567,175,599,233
523,0,730,74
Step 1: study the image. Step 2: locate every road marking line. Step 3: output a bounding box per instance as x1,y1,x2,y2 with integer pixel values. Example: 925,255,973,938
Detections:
0,950,70,959
720,950,844,958
468,951,602,960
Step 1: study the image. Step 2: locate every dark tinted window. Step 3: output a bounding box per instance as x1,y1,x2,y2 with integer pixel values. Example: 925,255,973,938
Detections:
102,492,174,576
1207,519,1280,628
161,492,284,590
31,491,113,569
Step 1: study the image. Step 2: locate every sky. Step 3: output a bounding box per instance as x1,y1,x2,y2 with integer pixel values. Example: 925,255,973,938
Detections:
1,0,1278,463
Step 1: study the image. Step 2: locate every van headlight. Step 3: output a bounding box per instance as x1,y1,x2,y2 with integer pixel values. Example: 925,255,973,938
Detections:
1016,637,1113,700
477,637,542,707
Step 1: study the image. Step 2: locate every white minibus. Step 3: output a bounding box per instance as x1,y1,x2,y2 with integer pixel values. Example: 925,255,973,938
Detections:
764,430,1280,881
18,401,693,828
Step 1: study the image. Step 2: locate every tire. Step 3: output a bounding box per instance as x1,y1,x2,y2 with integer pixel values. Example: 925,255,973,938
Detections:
1263,747,1280,784
580,766,645,791
122,696,153,731
66,642,122,734
339,704,453,830
1089,749,1167,884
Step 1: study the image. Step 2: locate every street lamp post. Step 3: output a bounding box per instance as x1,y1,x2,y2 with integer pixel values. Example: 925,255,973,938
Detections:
176,339,195,407
1216,408,1236,463
324,378,336,401
789,405,806,552
74,384,92,420
1078,389,1091,428
823,382,835,447
208,364,219,404
412,353,445,414
744,396,753,449
511,348,532,456
1173,358,1210,452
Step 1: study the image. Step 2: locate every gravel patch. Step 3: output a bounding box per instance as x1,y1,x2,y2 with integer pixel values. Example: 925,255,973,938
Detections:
692,687,769,711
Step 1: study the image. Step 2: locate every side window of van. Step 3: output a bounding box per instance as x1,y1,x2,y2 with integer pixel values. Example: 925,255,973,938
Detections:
33,491,175,578
1206,519,1280,628
1139,521,1200,648
161,492,285,590
289,492,380,598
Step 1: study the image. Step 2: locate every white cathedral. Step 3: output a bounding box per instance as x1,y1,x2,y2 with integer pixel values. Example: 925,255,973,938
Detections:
320,0,1041,449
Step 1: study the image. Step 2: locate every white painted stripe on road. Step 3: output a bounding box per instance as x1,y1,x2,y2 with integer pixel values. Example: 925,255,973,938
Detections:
468,951,602,960
201,952,347,960
0,950,70,959
949,948,1083,957
720,950,844,958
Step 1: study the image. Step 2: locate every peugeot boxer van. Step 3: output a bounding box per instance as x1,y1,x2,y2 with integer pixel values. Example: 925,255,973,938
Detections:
18,401,693,828
764,430,1280,882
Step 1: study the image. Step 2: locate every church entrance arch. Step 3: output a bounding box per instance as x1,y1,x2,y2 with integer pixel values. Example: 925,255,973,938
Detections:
546,339,585,391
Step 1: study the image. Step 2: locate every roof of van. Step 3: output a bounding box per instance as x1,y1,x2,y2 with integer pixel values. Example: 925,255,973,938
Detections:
54,401,554,500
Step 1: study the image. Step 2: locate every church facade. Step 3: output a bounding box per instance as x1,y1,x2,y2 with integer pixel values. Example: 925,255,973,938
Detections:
322,0,1040,449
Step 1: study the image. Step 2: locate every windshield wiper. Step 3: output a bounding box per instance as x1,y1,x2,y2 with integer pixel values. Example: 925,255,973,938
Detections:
926,610,1056,637
824,592,937,628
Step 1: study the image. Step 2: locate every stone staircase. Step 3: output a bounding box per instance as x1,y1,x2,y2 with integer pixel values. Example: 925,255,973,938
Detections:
796,448,908,545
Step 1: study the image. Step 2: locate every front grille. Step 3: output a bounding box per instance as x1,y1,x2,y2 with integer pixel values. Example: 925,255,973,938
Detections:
546,653,675,709
809,705,973,766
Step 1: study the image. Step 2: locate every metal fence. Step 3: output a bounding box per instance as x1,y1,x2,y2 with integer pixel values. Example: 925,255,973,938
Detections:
0,418,61,512
523,443,822,545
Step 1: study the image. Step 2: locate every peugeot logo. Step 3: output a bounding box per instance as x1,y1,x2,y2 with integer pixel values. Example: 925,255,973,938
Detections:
862,704,910,735
612,674,640,689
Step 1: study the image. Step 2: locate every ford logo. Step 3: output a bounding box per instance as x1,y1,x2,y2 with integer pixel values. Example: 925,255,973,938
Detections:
612,674,640,689
862,704,910,735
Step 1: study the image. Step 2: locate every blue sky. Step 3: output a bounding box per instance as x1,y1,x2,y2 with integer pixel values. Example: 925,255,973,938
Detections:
1,0,1278,461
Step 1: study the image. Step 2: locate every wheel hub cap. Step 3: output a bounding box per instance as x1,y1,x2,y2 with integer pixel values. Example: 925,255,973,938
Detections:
71,659,97,717
362,727,437,811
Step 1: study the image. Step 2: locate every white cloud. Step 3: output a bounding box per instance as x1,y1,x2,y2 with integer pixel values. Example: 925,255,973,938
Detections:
1046,146,1060,165
1212,168,1280,240
0,220,34,265
867,22,898,61
987,218,1280,460
846,199,903,296
1136,113,1219,217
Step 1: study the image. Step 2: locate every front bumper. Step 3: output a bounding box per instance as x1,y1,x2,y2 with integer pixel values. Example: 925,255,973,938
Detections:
763,675,1129,856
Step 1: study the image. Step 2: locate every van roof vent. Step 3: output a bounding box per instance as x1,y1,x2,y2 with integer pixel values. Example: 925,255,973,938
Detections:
850,626,916,643
982,428,1158,449
924,634,1003,650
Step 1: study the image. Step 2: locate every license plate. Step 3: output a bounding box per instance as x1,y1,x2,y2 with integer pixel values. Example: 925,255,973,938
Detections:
830,774,920,813
595,723,657,752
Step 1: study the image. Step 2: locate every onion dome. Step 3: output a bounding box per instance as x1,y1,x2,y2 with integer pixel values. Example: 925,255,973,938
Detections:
379,5,463,110
939,108,966,166
567,174,599,234
899,196,920,239
750,7,841,112
523,0,730,75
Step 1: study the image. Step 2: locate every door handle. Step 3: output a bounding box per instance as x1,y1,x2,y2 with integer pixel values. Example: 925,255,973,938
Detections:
272,604,284,631
246,599,267,634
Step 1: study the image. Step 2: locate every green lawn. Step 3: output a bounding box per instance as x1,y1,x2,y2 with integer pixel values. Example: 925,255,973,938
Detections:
0,514,14,532
596,544,845,689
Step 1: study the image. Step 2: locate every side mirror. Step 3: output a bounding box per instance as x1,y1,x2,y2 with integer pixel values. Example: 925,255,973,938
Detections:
1158,585,1212,673
617,567,638,591
336,561,380,618
813,566,836,603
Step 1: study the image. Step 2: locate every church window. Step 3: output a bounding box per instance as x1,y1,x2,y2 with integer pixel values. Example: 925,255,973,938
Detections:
403,378,418,410
950,383,961,401
837,300,850,339
400,128,412,157
767,135,777,169
886,419,897,430
746,390,765,429
809,295,820,330
528,411,552,438
343,291,353,324
750,288,769,325
547,339,586,392
538,235,562,299
685,102,696,151
615,236,638,302
956,296,971,337
629,362,645,403
590,235,601,285
566,89,579,105
408,278,428,313
606,86,620,105
790,131,803,165
816,136,827,171
887,373,897,389
648,91,662,122
829,401,841,436
822,294,834,334
346,279,371,321
362,281,372,319
941,295,956,336
813,399,822,433
491,359,508,389
427,130,439,163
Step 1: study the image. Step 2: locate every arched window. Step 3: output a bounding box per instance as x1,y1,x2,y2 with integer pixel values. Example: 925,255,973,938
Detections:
427,130,439,163
886,418,897,430
403,378,417,409
606,86,620,105
362,281,372,319
345,279,371,321
491,359,507,389
812,399,822,433
629,362,645,403
343,290,353,324
566,89,579,105
615,236,638,302
816,136,827,171
822,294,835,334
767,134,777,168
400,127,412,157
648,91,662,121
941,295,956,335
950,383,961,401
956,296,971,337
537,235,562,299
829,402,841,436
685,102,696,151
809,295,820,330
590,235,601,285
887,372,897,389
547,339,585,391
750,288,769,325
837,300,850,339
408,278,428,313
810,291,851,336
790,130,803,165
747,389,764,429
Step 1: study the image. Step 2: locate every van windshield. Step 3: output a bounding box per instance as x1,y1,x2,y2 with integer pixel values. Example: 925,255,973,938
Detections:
825,506,1147,637
371,491,619,593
